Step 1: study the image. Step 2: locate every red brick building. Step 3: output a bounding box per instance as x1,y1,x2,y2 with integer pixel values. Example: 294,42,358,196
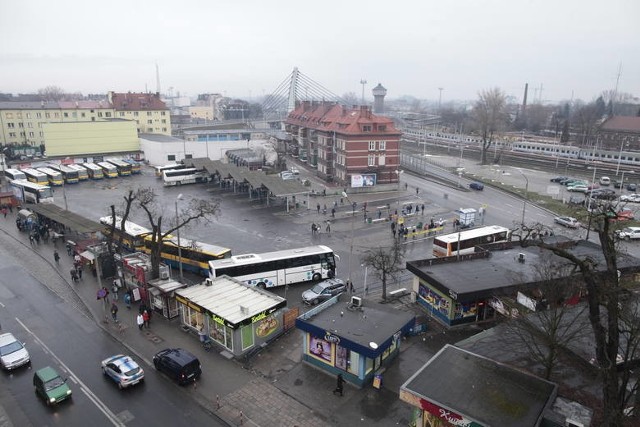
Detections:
285,101,401,187
597,116,640,152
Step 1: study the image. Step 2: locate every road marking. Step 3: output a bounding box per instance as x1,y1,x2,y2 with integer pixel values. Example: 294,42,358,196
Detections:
0,302,5,308
16,317,124,426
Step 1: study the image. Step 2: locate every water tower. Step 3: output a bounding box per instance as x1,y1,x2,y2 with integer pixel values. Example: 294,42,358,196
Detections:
372,83,387,114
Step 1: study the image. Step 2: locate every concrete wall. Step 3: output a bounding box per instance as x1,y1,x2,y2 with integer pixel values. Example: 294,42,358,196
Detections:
43,121,139,157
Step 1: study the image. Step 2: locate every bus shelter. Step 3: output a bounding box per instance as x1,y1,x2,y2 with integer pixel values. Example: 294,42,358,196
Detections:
295,294,415,388
175,275,287,358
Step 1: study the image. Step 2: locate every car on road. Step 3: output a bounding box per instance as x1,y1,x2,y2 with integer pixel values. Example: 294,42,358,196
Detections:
101,354,145,389
153,348,201,385
0,332,31,370
599,176,611,186
628,183,637,192
554,216,581,228
302,278,346,305
469,182,484,191
567,184,589,193
33,366,72,406
620,193,640,203
550,176,569,183
616,227,640,241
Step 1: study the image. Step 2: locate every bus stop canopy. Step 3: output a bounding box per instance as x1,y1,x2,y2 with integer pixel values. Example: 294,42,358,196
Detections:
185,158,309,198
26,203,104,234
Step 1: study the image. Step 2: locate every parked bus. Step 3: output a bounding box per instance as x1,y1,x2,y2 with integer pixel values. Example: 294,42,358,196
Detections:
48,164,79,184
10,180,54,204
82,163,104,179
4,168,26,182
124,159,141,174
35,167,64,186
97,162,118,178
21,168,49,185
107,159,132,176
433,225,511,258
208,245,337,289
67,164,89,181
162,168,205,186
99,216,152,251
154,164,185,178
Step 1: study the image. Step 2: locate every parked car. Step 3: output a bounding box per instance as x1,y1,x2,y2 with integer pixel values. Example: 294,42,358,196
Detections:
564,179,587,187
590,189,617,200
469,182,484,191
302,278,346,305
587,183,600,190
554,216,581,228
620,193,640,203
558,177,576,185
567,184,589,193
550,176,569,183
616,227,640,241
599,176,611,186
33,366,72,406
613,210,635,221
0,332,31,370
101,354,145,389
153,348,201,385
613,180,623,188
627,183,637,192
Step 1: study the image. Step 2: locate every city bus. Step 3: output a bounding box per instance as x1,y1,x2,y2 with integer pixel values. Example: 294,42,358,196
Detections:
21,168,49,185
48,164,79,184
10,180,54,204
162,168,205,186
99,216,152,251
208,245,337,289
97,161,118,178
107,159,132,176
433,225,511,258
4,168,27,182
82,163,104,179
35,167,64,186
124,159,141,174
67,164,89,181
154,164,186,178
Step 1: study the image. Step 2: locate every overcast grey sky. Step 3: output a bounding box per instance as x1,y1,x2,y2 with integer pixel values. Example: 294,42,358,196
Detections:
1,0,638,104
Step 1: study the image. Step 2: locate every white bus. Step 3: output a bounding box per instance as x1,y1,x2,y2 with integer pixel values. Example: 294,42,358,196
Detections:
48,164,80,184
4,168,26,182
10,180,54,204
208,245,338,289
154,164,186,178
97,161,118,178
67,164,89,181
21,168,49,185
433,225,511,258
82,163,104,179
106,159,132,176
162,168,205,186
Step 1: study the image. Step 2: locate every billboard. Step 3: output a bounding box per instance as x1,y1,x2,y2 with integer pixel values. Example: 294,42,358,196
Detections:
351,174,377,188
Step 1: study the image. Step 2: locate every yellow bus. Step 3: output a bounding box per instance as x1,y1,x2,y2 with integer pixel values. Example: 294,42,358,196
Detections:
97,162,118,178
82,163,104,179
36,167,64,186
21,168,49,185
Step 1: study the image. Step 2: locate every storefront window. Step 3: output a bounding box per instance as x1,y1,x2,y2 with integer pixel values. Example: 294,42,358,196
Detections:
211,320,233,351
336,345,348,370
241,324,254,350
365,357,374,375
348,351,359,375
181,305,204,331
308,335,333,365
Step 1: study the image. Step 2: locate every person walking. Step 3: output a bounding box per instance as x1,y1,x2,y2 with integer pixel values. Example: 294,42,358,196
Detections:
333,373,345,396
53,250,60,264
316,203,321,214
76,265,83,280
136,313,144,330
123,291,131,309
111,280,119,301
70,268,78,282
142,310,150,328
325,220,331,233
346,279,354,294
110,302,119,322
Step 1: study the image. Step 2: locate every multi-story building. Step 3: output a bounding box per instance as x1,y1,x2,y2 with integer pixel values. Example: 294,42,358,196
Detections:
285,101,401,186
597,116,640,152
0,100,113,148
108,91,171,135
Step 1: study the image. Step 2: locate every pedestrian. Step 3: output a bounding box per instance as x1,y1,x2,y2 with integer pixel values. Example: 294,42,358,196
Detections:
325,220,331,233
53,250,60,264
377,209,382,219
316,203,320,214
416,187,419,195
404,182,408,190
421,204,425,214
333,373,345,396
323,204,327,215
66,242,73,256
346,279,354,294
311,223,317,235
331,208,335,218
29,234,35,246
76,265,83,280
70,268,78,282
110,302,119,322
143,310,150,328
136,313,144,330
2,207,7,218
111,280,119,301
124,291,131,309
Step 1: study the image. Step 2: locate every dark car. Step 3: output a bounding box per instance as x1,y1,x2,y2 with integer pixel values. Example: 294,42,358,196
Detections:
550,176,569,183
33,366,72,406
153,348,201,385
302,278,346,305
627,183,637,192
469,182,484,191
590,189,617,200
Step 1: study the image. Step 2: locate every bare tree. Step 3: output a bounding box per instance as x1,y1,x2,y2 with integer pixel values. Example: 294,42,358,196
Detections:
361,239,404,300
471,88,508,165
503,255,590,380
37,86,66,102
341,92,358,106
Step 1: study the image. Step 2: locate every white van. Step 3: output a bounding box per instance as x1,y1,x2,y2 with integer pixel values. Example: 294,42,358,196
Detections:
599,176,611,186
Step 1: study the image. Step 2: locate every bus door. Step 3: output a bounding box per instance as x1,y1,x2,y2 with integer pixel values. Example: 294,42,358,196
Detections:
278,269,287,286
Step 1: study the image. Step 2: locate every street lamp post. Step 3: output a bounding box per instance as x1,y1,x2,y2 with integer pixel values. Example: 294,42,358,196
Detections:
620,170,634,194
342,191,355,282
517,170,529,226
616,138,628,176
175,193,184,281
585,166,597,241
395,170,403,190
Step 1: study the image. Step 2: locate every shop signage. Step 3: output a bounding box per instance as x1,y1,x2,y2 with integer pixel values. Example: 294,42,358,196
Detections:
212,314,226,325
251,311,267,324
324,332,340,344
421,399,480,427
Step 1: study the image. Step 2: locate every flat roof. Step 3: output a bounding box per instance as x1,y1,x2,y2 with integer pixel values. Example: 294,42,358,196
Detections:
26,203,103,234
401,344,557,427
175,275,286,328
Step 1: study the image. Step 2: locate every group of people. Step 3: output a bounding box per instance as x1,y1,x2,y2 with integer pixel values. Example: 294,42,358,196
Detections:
311,220,332,235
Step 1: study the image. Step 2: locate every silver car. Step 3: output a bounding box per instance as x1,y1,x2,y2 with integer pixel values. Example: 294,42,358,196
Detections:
554,216,580,229
302,279,346,305
0,333,31,370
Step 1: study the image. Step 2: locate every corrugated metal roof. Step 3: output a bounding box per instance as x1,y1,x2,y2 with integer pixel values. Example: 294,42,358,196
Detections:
175,276,285,326
26,203,103,234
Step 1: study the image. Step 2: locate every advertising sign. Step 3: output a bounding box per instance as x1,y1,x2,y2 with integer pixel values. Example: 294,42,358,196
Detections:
351,174,377,188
